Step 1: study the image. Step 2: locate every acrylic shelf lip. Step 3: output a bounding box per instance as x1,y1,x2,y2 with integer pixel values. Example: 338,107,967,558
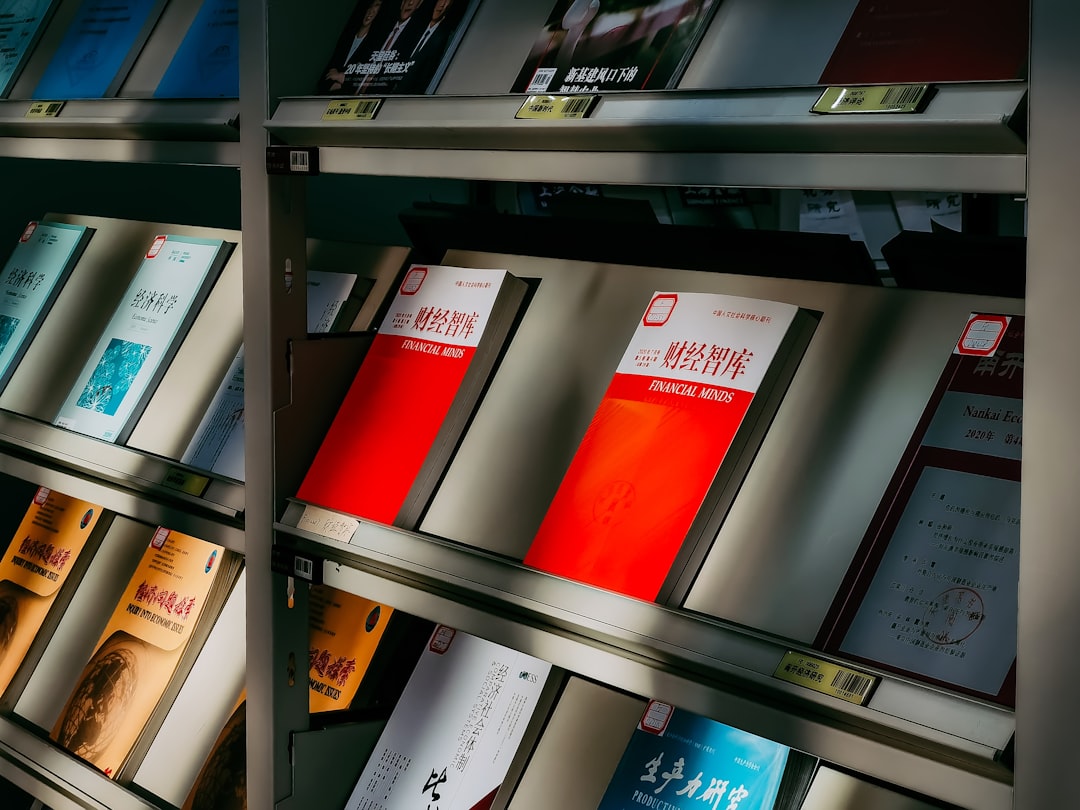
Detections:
265,83,1027,192
0,98,241,166
275,502,1015,810
0,409,246,531
0,715,161,810
0,98,239,140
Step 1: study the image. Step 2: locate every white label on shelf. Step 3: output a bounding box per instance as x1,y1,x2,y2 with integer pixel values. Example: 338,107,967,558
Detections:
297,504,359,543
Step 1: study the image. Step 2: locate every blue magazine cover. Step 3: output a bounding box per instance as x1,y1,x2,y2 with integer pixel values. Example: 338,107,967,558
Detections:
0,0,58,96
154,0,237,98
0,220,91,391
599,700,790,810
32,0,162,98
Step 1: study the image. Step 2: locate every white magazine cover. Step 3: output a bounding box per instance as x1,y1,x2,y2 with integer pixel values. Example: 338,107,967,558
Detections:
345,625,552,810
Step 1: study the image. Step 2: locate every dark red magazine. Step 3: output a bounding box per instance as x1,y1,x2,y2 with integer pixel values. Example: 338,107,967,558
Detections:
819,0,1029,85
817,313,1023,706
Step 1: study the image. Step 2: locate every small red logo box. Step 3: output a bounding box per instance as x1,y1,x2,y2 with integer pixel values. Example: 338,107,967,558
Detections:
20,222,37,243
957,314,1010,357
151,527,170,549
33,487,50,506
400,267,428,295
146,235,167,259
643,294,677,327
429,624,456,654
639,700,673,735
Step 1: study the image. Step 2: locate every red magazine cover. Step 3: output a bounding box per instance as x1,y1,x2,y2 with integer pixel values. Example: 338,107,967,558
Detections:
296,265,526,527
525,291,807,601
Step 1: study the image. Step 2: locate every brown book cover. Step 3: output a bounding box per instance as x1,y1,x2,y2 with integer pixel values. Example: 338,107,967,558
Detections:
181,692,247,810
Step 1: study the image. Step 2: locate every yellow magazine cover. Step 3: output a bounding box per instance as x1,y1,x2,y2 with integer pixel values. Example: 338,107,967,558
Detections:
51,527,225,778
308,584,393,713
0,487,103,695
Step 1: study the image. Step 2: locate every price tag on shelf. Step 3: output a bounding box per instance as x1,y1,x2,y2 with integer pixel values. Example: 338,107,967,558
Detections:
25,100,65,118
297,503,359,544
322,98,382,121
162,467,211,497
516,94,599,120
270,545,323,585
773,651,878,705
266,145,320,175
811,84,931,114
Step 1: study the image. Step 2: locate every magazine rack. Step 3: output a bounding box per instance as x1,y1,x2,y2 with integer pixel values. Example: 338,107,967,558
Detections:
0,0,1075,808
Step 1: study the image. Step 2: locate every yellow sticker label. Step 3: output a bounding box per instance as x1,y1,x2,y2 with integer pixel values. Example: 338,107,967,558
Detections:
163,468,211,497
516,94,598,120
322,98,382,121
774,652,878,705
25,100,65,119
811,85,929,114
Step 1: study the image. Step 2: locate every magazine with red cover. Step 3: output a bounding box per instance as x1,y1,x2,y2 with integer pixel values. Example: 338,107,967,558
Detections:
817,313,1023,706
524,291,814,602
511,0,721,94
296,264,528,529
819,0,1029,85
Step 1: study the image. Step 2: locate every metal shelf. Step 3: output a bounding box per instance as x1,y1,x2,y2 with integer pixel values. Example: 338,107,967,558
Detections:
275,506,1014,810
0,99,240,165
0,410,245,531
266,83,1027,192
0,717,159,810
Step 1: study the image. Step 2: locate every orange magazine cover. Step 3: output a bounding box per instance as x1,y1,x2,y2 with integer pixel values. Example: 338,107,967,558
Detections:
0,486,104,694
51,527,227,778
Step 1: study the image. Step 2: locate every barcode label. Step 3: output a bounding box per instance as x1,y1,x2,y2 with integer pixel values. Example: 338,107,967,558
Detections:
774,651,878,705
517,94,598,120
562,97,593,117
267,146,320,175
25,100,65,118
354,99,381,118
812,84,929,115
526,68,556,93
830,669,874,699
293,556,314,580
880,84,925,110
323,98,382,120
